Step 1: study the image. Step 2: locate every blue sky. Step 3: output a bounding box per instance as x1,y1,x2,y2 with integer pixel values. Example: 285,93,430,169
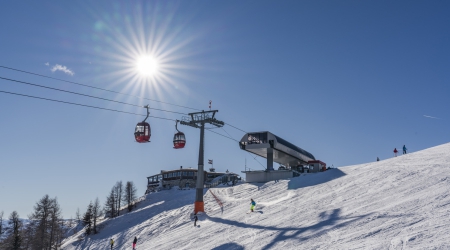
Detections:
0,0,449,219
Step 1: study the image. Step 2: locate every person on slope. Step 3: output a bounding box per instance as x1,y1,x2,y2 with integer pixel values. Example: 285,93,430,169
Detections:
250,199,256,212
403,145,407,154
194,213,198,227
110,238,114,249
132,236,138,250
377,157,380,161
393,148,398,157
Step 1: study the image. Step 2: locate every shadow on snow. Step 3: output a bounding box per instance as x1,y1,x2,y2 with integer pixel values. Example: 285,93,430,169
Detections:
211,242,245,250
208,208,397,250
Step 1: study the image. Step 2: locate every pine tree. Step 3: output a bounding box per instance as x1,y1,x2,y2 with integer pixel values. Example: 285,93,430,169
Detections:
83,202,93,235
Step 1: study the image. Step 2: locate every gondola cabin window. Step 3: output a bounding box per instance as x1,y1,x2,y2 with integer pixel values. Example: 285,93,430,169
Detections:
135,125,149,135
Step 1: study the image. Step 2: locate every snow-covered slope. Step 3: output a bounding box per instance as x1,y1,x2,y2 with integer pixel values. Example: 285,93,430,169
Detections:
61,143,450,250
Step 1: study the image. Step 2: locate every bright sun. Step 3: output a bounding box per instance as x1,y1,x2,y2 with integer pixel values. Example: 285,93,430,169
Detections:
136,56,159,76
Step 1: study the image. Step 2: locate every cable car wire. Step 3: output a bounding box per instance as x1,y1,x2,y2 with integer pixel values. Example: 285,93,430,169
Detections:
224,122,247,133
0,90,176,121
0,65,202,111
207,129,239,142
2,88,265,169
0,76,187,115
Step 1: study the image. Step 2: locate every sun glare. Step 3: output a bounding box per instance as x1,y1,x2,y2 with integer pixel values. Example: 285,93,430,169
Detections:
136,56,159,76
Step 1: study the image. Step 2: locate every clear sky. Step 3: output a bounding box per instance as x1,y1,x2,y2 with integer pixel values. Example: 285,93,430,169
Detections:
0,1,449,219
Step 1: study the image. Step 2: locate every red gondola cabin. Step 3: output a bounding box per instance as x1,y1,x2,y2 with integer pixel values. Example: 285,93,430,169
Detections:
173,132,186,149
135,122,151,143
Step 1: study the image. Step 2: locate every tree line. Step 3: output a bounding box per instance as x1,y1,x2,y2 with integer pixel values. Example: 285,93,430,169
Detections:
81,181,138,236
0,180,138,249
0,195,66,250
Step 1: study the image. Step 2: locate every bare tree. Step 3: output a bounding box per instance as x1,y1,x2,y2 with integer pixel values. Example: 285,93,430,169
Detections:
124,181,138,212
92,198,103,234
48,198,63,249
0,210,3,236
75,208,81,224
21,217,36,250
74,208,81,234
114,181,123,216
8,211,22,250
104,188,116,218
29,195,63,250
30,194,52,249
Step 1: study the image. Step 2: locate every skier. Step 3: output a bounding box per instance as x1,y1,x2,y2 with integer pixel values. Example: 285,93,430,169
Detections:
250,199,256,212
377,157,379,162
403,145,407,154
110,238,114,249
393,148,398,157
132,236,138,250
194,213,198,227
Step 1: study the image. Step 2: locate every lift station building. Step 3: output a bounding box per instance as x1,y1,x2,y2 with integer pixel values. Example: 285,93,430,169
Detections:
239,131,326,182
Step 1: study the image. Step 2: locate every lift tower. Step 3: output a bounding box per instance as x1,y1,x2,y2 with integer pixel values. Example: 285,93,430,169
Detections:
180,110,224,213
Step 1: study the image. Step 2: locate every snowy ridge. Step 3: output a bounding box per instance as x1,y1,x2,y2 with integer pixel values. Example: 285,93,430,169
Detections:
61,143,450,249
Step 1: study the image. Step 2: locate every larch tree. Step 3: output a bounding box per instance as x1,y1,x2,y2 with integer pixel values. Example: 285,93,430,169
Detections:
28,195,63,250
8,211,22,250
114,181,123,217
124,181,138,212
104,188,116,218
74,207,81,233
48,198,63,249
29,194,53,249
91,198,103,234
83,202,93,235
0,210,3,236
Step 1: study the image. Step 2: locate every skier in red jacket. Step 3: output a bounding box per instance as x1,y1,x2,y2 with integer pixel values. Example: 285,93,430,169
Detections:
393,148,398,157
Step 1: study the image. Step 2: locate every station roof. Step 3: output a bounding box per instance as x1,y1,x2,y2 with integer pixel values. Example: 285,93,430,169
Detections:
239,131,315,167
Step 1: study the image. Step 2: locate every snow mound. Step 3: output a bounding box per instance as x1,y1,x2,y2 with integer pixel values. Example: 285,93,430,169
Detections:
61,142,450,249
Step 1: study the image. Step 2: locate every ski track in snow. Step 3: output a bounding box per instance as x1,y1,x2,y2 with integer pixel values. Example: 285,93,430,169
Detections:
61,142,450,250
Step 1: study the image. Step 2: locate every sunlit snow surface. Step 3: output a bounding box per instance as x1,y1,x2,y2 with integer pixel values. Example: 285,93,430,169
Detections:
61,143,450,249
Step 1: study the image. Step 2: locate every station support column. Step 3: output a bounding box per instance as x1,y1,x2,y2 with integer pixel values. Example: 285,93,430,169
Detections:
267,148,274,171
194,123,205,213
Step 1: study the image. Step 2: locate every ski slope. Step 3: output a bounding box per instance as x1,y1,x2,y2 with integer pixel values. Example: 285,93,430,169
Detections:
61,142,450,250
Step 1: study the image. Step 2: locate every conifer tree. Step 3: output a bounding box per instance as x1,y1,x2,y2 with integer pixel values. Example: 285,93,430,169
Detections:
29,194,63,249
48,198,63,248
104,188,116,218
114,181,123,216
74,207,81,233
8,211,22,250
125,181,138,212
83,202,93,235
92,198,102,234
0,210,3,236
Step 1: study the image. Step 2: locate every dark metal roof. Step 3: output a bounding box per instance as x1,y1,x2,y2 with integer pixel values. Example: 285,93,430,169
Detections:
273,135,315,160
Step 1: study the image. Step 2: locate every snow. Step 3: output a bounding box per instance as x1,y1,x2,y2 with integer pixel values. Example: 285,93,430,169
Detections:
61,142,450,249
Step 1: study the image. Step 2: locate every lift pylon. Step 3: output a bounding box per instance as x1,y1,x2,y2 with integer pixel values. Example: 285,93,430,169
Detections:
180,110,224,214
